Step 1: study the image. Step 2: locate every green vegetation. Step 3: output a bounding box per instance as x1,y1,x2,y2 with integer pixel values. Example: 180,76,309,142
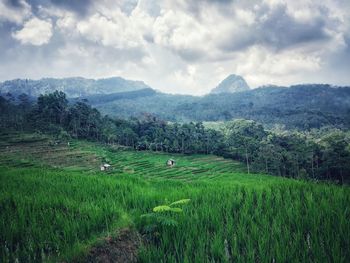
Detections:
139,199,191,243
0,133,349,262
87,84,350,130
1,90,349,262
1,91,349,183
2,79,350,129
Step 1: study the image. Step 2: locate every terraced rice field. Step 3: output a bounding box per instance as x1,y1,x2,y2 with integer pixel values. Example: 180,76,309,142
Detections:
103,152,245,181
0,133,100,170
0,132,349,262
0,132,247,181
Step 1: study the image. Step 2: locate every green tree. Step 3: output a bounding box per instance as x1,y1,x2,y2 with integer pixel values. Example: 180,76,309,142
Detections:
36,91,68,126
224,119,266,174
320,131,350,182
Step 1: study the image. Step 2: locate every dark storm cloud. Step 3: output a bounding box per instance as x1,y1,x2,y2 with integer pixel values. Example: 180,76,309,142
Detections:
258,5,329,49
0,22,17,53
217,3,332,53
22,0,92,16
50,0,92,15
5,0,25,8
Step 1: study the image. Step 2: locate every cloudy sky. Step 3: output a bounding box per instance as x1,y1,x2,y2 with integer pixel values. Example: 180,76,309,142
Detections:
0,0,349,95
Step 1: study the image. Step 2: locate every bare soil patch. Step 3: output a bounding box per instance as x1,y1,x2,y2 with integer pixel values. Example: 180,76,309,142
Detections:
85,228,141,263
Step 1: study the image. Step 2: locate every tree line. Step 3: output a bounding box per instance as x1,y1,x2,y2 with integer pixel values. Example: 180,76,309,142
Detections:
1,91,349,183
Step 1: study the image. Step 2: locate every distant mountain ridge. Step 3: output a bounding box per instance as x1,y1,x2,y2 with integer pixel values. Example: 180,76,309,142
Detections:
1,75,349,129
0,77,152,98
210,74,250,94
71,88,157,104
90,84,350,129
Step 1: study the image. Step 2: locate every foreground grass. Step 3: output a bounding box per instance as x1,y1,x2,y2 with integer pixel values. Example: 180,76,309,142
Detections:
0,133,349,262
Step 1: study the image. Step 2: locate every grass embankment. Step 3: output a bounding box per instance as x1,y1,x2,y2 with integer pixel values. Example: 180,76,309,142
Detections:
0,132,349,262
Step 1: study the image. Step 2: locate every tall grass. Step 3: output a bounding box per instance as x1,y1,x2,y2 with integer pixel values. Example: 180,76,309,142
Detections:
0,133,349,262
140,183,349,262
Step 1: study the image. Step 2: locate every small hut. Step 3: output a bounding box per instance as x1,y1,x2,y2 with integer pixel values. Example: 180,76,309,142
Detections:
166,159,176,167
100,163,111,171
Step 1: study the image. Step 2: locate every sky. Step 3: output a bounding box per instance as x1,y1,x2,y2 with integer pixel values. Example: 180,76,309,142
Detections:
0,0,349,95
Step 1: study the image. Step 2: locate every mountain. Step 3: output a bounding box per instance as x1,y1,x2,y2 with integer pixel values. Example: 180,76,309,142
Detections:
88,84,350,129
71,88,157,104
210,74,250,94
1,76,349,129
0,77,152,98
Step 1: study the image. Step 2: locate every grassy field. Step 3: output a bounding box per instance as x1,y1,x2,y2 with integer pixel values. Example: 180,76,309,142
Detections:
0,132,349,262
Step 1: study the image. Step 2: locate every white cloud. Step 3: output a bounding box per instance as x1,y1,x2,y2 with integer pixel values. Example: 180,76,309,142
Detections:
152,9,209,58
76,3,154,50
172,65,198,93
236,45,322,87
56,13,77,33
77,13,131,48
12,17,53,45
0,0,349,94
0,0,31,24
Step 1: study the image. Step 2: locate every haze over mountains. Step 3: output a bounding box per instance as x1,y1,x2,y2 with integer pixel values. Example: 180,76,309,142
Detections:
0,74,251,98
1,75,350,129
0,77,151,98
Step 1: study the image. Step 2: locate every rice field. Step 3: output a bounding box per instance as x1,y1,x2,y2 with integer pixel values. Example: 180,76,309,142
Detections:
0,132,349,262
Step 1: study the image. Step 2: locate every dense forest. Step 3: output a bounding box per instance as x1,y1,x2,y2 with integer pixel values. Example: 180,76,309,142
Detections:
87,84,350,129
1,91,349,183
2,79,350,130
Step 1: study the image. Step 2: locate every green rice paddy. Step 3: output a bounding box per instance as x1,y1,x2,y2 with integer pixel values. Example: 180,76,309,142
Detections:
0,133,349,262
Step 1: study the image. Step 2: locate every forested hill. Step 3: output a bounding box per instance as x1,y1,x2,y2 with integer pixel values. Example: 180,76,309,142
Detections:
0,77,151,97
90,84,350,129
1,90,349,182
71,88,157,105
1,77,350,129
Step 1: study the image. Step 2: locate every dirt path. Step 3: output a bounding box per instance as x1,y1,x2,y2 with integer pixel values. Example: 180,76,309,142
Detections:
85,228,141,263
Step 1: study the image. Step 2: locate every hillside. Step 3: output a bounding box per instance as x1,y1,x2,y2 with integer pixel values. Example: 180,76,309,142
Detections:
0,132,246,181
71,88,157,105
1,76,350,129
1,132,349,262
90,84,350,129
0,77,151,97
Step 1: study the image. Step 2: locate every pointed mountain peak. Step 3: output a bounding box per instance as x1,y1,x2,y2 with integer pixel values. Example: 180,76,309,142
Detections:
211,74,250,94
